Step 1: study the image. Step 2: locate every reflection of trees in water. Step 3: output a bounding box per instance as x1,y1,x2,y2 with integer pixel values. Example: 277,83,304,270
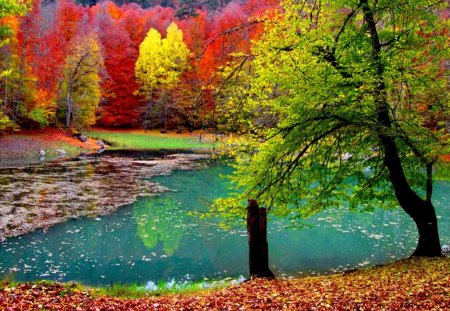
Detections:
1,165,448,285
134,196,185,256
133,165,249,273
133,192,248,274
0,155,208,240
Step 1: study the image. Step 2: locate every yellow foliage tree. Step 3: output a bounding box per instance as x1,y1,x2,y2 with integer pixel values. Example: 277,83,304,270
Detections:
135,22,190,130
135,28,163,100
0,0,29,131
59,34,103,130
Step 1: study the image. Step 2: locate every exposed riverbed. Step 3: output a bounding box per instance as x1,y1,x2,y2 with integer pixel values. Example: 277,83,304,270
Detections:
0,153,210,241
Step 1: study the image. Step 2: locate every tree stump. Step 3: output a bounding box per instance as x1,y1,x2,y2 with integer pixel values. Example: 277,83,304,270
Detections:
247,199,275,279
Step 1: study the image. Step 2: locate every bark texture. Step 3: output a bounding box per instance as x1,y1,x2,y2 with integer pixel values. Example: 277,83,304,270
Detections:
247,199,275,278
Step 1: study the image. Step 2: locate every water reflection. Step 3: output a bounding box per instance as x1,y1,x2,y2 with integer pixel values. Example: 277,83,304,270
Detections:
135,197,187,256
0,163,448,286
0,154,209,240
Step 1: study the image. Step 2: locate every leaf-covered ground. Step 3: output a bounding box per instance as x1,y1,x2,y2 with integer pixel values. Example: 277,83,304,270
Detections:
1,257,449,310
0,128,99,167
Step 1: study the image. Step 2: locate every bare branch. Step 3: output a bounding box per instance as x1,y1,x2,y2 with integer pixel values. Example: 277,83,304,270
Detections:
201,20,264,56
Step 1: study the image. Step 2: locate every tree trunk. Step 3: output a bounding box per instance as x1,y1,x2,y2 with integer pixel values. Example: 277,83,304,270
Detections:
247,199,275,279
12,16,28,124
411,202,442,257
144,100,152,132
382,134,442,257
66,87,72,128
258,208,272,275
164,105,168,132
361,0,442,257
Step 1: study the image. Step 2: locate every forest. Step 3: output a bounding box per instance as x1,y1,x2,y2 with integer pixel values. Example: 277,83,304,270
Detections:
0,0,278,132
0,0,449,309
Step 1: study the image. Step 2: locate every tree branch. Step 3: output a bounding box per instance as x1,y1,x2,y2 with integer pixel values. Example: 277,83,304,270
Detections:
255,122,349,197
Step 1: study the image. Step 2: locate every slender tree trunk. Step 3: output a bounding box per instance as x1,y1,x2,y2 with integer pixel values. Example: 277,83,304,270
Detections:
164,105,167,132
66,81,73,128
361,0,442,257
144,101,152,132
4,75,8,110
13,15,29,124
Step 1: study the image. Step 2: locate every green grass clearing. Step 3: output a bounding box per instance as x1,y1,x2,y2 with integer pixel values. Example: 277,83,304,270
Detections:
87,130,216,150
0,277,241,299
90,278,238,298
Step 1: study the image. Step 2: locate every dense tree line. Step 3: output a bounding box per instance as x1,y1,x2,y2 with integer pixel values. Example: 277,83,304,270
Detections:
75,0,234,12
0,0,278,131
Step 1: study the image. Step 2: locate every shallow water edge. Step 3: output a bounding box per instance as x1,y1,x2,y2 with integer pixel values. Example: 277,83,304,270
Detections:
0,153,211,241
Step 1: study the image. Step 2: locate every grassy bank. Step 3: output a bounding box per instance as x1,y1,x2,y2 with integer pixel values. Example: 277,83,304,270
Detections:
0,278,228,300
1,257,449,310
0,129,99,167
0,128,217,167
86,277,239,299
87,129,216,150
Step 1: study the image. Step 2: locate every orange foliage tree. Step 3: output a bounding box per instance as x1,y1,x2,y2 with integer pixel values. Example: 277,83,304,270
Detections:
1,0,280,130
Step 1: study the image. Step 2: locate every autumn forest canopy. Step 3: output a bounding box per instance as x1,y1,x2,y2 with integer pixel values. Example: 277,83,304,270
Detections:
0,0,279,131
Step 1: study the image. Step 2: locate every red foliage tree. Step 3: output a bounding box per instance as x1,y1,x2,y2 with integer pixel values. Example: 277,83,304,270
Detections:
5,0,279,130
28,0,85,112
93,2,143,126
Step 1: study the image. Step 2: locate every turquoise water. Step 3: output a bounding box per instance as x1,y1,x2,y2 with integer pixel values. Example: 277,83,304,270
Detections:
0,164,449,286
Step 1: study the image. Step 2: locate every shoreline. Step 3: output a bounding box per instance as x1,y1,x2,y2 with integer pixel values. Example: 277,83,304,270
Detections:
0,127,218,168
0,128,101,168
0,128,219,242
1,257,449,310
0,153,212,242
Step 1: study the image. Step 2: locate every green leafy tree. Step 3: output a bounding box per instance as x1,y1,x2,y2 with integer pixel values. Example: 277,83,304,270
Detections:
217,0,449,257
135,22,190,130
0,0,29,131
214,53,268,133
59,34,103,130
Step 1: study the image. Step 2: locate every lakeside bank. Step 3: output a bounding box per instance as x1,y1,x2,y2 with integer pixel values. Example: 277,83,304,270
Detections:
0,128,217,240
1,257,449,310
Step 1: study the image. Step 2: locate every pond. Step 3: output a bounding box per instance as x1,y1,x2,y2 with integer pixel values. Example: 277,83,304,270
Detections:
0,156,449,287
